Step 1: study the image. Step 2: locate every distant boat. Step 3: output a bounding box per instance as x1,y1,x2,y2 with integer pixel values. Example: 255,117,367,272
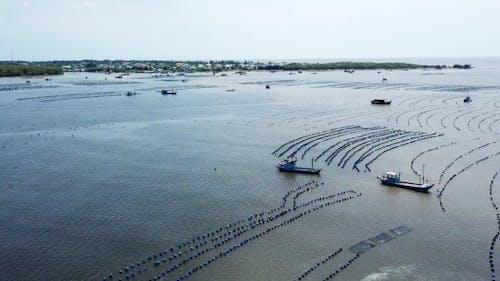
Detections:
265,84,270,89
115,75,123,79
377,171,433,193
298,70,303,74
371,99,391,105
226,88,235,92
345,69,355,74
311,72,317,74
382,77,387,82
277,158,321,175
161,89,177,95
126,91,137,96
464,96,472,103
45,78,52,81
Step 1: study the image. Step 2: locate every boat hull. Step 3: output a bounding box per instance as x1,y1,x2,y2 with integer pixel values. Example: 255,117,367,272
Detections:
377,177,433,192
371,100,391,105
277,166,321,175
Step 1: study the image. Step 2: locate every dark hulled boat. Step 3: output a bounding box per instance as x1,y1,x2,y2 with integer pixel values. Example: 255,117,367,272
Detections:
277,158,321,175
377,172,433,192
371,99,391,105
464,96,471,103
161,89,177,95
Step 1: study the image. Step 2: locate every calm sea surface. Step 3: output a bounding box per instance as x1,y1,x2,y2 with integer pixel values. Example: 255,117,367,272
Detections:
1,58,500,281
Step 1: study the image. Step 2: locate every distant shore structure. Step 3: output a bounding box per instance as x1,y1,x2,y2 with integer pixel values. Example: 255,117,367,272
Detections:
0,61,473,77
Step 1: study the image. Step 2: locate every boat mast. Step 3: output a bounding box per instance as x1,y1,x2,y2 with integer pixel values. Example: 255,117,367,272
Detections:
422,164,425,183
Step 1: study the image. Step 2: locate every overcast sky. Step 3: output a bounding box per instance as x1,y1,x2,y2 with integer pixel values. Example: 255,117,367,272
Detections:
1,0,500,60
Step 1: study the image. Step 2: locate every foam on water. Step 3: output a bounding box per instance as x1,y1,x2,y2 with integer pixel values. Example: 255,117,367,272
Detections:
361,265,415,281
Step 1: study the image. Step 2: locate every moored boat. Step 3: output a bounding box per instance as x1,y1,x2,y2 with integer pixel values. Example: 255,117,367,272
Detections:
371,99,391,105
377,171,433,192
277,158,321,175
464,96,471,103
161,89,177,95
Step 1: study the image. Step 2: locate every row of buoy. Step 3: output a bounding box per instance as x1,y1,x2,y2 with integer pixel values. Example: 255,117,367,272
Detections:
424,107,459,129
168,192,363,281
0,83,56,92
438,151,500,212
324,128,396,164
107,180,325,279
489,172,499,281
411,106,448,128
395,109,418,126
338,130,411,168
104,187,362,281
143,193,361,281
294,127,369,160
340,131,421,166
444,109,471,130
321,254,361,281
313,127,382,161
294,248,343,281
410,142,456,178
302,128,376,161
273,125,362,158
438,142,492,184
272,126,351,155
319,128,389,162
478,112,500,134
489,118,500,135
292,183,321,209
358,133,441,172
281,180,318,209
467,110,500,133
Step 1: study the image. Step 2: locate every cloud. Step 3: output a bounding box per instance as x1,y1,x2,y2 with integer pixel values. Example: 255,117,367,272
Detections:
73,1,97,10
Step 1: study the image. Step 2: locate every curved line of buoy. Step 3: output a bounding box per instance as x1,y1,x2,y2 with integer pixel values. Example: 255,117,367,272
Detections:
438,151,500,212
101,183,362,281
410,142,456,177
489,171,499,281
438,142,494,184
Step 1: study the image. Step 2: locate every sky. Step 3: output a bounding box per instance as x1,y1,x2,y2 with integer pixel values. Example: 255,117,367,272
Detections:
1,0,500,61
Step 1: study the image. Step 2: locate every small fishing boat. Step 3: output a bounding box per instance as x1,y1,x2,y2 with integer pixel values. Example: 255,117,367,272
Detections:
371,99,391,105
115,75,123,79
382,77,387,82
161,89,177,95
265,84,270,89
377,171,433,192
226,88,235,92
464,96,471,103
277,158,321,175
126,91,137,96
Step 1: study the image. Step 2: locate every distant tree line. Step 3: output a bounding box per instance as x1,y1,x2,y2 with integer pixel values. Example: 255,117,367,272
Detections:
256,62,443,71
0,64,63,77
